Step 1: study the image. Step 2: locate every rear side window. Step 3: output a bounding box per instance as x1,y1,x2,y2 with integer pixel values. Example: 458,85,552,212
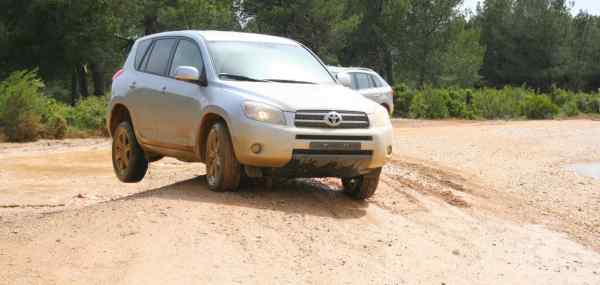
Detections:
144,38,177,75
169,40,204,77
134,40,152,70
370,74,382,87
354,73,373,90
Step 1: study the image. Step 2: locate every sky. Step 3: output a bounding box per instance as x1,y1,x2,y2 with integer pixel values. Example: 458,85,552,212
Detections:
463,0,600,15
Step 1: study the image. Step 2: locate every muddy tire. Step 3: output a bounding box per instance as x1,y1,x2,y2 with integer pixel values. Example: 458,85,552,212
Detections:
205,122,241,192
112,121,148,183
342,168,382,200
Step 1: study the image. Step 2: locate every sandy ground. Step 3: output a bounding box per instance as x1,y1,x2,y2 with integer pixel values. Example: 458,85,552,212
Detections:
0,120,599,284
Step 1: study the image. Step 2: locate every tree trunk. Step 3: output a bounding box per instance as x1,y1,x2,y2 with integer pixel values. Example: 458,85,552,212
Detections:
384,48,394,85
70,67,79,106
78,65,89,98
144,14,159,35
91,62,105,96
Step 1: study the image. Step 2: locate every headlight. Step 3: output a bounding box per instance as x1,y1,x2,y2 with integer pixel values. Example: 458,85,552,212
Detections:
372,107,392,127
242,101,286,125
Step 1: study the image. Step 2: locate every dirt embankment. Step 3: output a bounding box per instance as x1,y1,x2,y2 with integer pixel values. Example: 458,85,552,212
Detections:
1,120,599,284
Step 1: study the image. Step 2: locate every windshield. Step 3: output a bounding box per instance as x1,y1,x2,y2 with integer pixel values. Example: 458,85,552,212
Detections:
207,41,335,84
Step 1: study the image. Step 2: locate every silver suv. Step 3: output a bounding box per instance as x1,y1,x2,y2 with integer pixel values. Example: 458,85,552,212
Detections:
108,31,394,200
328,66,394,115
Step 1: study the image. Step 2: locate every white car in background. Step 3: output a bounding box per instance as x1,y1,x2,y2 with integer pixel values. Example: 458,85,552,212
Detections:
329,66,394,115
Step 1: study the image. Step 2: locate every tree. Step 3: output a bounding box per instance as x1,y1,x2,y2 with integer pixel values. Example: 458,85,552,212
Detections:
0,0,121,101
240,0,356,63
565,12,600,90
438,19,485,87
340,0,408,84
479,0,572,90
393,0,466,87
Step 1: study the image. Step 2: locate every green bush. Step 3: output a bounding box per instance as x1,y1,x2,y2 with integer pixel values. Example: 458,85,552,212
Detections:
0,69,109,142
66,95,108,134
410,87,449,119
0,70,48,142
521,94,559,119
393,84,414,117
471,87,525,119
42,98,70,139
561,100,579,117
446,88,468,118
575,92,600,114
549,87,572,107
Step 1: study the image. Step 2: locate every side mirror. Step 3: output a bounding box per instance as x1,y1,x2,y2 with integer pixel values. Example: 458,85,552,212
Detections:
175,66,207,86
336,72,352,88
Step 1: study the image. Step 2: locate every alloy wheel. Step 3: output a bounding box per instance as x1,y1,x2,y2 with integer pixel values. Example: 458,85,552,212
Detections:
114,128,132,174
206,129,222,187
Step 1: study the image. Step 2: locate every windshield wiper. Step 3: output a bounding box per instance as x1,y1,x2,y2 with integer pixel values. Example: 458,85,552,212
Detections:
264,79,317,85
218,73,270,82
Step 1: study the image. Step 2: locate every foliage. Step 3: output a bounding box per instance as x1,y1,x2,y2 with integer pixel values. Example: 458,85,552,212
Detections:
439,22,485,87
410,87,450,119
574,92,600,113
446,89,469,118
471,87,525,119
561,100,580,117
477,0,575,90
0,70,47,142
393,85,599,120
66,95,109,134
0,70,107,142
242,0,356,63
393,84,414,117
521,94,559,119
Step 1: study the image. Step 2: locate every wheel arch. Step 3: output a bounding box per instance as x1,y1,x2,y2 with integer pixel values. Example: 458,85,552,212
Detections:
195,108,233,162
381,103,391,115
108,104,133,137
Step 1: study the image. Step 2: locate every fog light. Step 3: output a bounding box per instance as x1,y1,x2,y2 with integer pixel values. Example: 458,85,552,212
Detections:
387,145,393,155
251,143,263,154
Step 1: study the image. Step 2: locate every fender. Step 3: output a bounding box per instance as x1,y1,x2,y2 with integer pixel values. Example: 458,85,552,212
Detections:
193,105,234,161
107,99,144,142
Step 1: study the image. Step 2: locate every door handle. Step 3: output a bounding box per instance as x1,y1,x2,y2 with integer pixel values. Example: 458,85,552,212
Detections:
161,86,167,94
129,82,137,89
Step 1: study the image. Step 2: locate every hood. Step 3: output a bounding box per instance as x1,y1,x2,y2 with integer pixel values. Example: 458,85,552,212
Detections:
223,82,378,114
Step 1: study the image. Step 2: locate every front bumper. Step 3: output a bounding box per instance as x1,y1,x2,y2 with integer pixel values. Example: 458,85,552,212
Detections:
230,115,394,177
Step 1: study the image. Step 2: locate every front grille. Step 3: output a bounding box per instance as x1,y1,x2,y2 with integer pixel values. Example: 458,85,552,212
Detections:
294,110,370,129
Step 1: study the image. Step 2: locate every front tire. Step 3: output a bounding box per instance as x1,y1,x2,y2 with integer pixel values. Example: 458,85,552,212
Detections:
205,122,241,192
112,121,148,183
342,168,382,200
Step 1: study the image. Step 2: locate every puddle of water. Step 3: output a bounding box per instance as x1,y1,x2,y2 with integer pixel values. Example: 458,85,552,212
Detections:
565,163,600,179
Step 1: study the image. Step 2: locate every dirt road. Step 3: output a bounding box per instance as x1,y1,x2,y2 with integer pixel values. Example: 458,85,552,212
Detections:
1,120,599,284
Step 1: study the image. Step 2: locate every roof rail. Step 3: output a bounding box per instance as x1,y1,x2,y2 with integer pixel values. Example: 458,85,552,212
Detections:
331,66,375,72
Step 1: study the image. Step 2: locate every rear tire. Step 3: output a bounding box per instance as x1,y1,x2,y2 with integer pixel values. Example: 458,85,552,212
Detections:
205,122,241,192
342,168,382,200
112,121,148,183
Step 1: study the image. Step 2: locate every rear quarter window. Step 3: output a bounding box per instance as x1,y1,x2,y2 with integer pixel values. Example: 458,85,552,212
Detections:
370,74,382,88
354,73,373,90
134,40,152,70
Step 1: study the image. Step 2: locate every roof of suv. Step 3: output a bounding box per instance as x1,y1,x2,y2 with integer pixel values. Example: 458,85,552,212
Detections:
138,30,298,45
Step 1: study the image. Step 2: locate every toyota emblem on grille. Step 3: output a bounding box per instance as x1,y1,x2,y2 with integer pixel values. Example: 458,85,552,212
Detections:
324,111,343,127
